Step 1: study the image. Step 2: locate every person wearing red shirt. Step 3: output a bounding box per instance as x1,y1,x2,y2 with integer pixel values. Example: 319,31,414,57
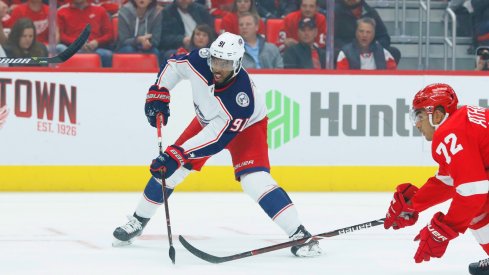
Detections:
57,0,114,67
209,0,233,18
384,83,489,275
219,0,264,35
3,0,49,44
283,0,326,48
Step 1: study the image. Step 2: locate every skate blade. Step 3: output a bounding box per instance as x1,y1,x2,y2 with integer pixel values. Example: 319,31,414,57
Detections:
112,238,133,247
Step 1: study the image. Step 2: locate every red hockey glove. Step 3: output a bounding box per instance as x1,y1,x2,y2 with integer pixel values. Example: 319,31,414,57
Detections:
413,212,458,263
384,183,419,230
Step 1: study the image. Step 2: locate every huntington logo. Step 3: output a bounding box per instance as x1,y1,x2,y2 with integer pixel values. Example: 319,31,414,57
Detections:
266,90,300,149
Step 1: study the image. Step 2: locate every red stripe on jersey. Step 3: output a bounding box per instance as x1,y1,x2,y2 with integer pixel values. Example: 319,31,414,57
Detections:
156,63,170,87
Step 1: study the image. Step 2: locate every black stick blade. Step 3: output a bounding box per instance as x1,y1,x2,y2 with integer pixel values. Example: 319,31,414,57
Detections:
179,235,226,264
52,24,91,63
0,24,91,65
169,245,176,264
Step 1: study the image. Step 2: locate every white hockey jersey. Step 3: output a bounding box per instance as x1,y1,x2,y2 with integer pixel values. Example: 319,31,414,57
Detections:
153,48,268,159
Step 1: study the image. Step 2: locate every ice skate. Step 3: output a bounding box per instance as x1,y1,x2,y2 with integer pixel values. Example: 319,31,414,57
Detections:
112,214,149,247
469,258,489,275
289,225,322,257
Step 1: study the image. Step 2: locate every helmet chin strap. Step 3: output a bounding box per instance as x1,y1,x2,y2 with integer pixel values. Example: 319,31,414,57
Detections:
428,113,449,129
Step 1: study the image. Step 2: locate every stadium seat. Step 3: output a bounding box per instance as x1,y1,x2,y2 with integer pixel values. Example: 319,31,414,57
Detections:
112,16,118,42
57,53,102,69
266,19,285,48
112,53,159,70
215,18,222,34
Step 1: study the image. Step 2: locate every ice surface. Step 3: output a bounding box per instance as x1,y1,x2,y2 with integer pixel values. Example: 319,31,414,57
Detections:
0,192,483,275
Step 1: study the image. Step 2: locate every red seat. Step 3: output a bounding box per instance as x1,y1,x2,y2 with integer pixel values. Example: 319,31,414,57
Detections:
112,16,118,42
215,18,222,34
266,19,285,48
57,53,101,69
112,53,159,70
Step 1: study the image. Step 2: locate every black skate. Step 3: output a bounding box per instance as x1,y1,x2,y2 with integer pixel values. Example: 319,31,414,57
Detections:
112,214,149,247
289,225,322,257
469,258,489,275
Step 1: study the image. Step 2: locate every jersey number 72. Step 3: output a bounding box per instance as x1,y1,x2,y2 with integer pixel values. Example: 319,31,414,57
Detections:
435,133,464,164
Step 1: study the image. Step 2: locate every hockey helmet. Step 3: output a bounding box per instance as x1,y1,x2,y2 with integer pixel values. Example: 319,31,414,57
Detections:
208,32,245,78
411,83,459,126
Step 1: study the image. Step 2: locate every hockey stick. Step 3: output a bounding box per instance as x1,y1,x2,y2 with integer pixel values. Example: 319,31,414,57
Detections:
157,113,176,264
0,24,91,65
179,218,385,264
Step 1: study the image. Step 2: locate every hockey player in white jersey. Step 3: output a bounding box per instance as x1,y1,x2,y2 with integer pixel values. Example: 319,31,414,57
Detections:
112,32,322,257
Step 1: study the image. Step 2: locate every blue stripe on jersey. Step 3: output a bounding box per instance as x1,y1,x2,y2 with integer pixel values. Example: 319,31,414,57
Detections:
258,187,293,219
143,177,174,204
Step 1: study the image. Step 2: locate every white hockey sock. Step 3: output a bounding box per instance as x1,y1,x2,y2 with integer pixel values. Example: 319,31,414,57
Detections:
135,167,191,219
241,171,301,236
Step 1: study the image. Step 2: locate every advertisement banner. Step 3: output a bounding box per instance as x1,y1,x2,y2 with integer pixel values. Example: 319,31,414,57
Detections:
0,72,487,191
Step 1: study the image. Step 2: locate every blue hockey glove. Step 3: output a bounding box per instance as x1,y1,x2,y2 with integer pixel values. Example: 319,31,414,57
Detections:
150,145,187,179
145,85,170,127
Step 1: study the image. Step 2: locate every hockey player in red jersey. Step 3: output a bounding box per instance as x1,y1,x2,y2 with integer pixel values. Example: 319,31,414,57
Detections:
383,83,489,274
112,32,322,257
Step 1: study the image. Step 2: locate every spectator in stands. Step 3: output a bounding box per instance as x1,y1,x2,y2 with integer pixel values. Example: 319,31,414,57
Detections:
335,0,401,64
0,0,8,45
209,0,233,18
283,0,326,48
220,0,265,35
475,46,489,71
336,17,397,70
283,17,325,69
239,12,283,69
175,23,215,54
159,0,213,59
2,0,49,44
449,0,473,37
91,0,120,15
471,0,489,52
57,0,114,67
4,18,47,67
255,0,298,19
117,0,162,60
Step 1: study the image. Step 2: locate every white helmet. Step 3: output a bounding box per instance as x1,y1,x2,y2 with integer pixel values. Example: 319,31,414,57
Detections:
208,32,245,78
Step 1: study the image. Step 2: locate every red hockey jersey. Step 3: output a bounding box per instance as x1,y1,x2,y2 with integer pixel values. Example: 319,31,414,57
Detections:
412,105,489,233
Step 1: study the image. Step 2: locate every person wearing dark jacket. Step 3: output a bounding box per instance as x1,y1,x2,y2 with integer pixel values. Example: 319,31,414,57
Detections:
335,0,400,63
283,17,325,69
159,0,214,58
336,17,397,70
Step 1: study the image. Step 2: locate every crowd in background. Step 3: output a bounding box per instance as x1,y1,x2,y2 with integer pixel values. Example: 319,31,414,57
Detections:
0,0,487,70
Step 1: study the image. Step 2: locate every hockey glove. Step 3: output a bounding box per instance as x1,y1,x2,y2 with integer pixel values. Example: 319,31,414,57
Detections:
384,183,419,230
414,212,458,263
150,145,187,179
145,85,170,127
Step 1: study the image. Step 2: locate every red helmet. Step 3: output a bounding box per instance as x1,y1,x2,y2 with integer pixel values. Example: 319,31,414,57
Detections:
412,83,459,115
